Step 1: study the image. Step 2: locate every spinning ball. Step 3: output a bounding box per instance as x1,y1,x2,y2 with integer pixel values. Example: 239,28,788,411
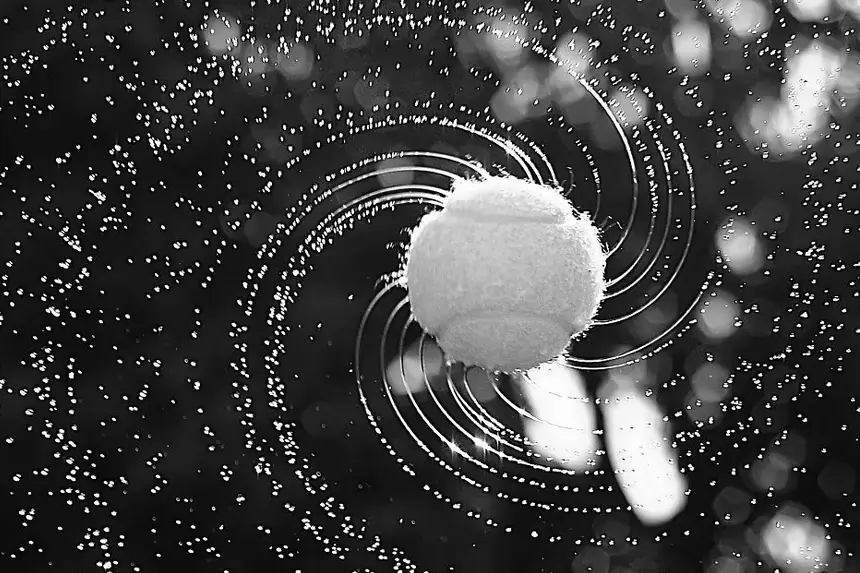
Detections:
405,175,606,372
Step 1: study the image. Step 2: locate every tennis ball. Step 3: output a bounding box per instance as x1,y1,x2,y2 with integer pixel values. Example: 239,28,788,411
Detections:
405,175,606,372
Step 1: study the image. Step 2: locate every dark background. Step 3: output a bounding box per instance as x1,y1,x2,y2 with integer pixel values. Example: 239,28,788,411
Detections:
0,1,858,572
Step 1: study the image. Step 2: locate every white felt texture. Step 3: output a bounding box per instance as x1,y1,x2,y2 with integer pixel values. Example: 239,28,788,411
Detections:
406,175,606,372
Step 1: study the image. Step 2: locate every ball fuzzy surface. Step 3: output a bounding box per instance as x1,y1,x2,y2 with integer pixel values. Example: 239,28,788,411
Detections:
405,175,606,372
